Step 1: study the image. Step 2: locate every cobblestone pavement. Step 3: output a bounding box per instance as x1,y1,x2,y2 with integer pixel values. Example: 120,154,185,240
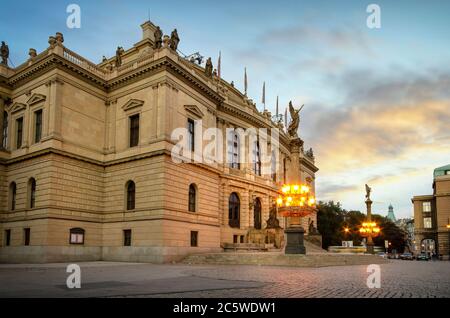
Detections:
146,260,450,298
0,260,449,298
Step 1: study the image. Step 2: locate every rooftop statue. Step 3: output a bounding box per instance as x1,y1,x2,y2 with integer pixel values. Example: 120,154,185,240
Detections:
365,184,372,201
287,101,304,138
1,41,9,66
115,46,124,67
154,26,163,49
169,29,179,51
205,57,213,78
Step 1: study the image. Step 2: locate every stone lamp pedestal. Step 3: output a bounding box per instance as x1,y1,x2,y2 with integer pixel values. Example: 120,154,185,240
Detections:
284,216,306,254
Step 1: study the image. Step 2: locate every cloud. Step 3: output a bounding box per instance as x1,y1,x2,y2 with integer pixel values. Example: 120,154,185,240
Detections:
304,69,450,215
260,25,374,54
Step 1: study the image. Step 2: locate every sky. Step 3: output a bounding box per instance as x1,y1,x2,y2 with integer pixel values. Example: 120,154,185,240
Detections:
2,0,450,219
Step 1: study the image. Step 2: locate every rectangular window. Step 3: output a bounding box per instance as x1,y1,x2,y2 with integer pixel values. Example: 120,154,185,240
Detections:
2,112,7,149
24,228,30,246
187,119,195,152
423,217,432,229
16,117,23,149
233,235,238,244
240,235,244,243
123,229,132,246
446,170,450,175
283,158,287,184
422,202,431,212
129,114,139,147
34,110,42,143
70,232,84,244
5,230,11,246
190,231,198,247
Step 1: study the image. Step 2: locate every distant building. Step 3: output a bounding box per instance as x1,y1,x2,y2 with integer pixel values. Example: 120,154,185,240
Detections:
412,164,450,259
396,218,415,254
387,204,396,222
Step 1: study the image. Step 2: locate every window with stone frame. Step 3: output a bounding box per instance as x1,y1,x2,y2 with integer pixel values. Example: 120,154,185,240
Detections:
126,181,136,211
228,192,240,228
187,118,195,152
190,231,198,247
34,109,42,143
9,182,16,211
188,184,197,212
423,217,432,229
123,229,132,246
253,141,261,176
228,131,240,169
24,228,30,246
28,178,36,209
129,114,139,147
422,201,431,212
69,228,85,245
2,111,7,149
16,117,23,149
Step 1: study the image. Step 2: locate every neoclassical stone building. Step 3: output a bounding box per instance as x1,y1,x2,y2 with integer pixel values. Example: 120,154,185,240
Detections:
412,165,450,259
0,21,318,263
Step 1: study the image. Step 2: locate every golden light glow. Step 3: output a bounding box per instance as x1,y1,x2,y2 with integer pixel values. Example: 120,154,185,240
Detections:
277,183,317,217
447,224,450,229
359,221,381,237
344,227,350,233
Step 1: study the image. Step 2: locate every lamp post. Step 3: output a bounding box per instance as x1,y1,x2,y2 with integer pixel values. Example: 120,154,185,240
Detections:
359,184,380,254
277,184,316,254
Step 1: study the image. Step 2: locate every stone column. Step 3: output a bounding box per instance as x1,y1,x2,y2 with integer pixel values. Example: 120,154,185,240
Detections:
44,78,64,141
284,137,306,254
0,96,5,149
366,198,375,254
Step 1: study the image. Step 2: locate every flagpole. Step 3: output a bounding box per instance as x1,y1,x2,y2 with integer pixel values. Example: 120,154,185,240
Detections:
276,95,279,118
262,82,266,111
244,67,248,97
285,107,288,128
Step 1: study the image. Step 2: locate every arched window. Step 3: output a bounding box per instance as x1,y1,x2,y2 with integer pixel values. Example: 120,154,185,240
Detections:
228,192,240,228
228,131,240,169
28,178,36,209
188,183,197,212
254,198,262,230
253,141,261,176
126,181,136,210
2,111,7,149
69,228,85,245
9,182,16,211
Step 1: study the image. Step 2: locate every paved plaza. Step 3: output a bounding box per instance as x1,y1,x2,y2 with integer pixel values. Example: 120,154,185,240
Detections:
0,260,449,298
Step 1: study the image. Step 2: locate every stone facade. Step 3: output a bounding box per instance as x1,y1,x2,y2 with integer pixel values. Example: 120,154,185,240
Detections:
0,21,318,263
412,165,450,259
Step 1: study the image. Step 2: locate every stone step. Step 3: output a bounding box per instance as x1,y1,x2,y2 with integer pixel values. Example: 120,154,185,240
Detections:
182,252,388,267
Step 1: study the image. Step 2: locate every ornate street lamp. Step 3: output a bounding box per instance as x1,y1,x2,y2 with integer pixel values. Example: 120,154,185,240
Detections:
359,184,380,254
277,184,316,254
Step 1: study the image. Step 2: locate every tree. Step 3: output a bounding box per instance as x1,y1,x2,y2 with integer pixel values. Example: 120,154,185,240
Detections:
317,201,407,252
317,201,346,248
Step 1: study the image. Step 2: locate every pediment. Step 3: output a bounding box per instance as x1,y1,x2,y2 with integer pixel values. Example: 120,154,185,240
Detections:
122,99,144,111
27,93,46,106
184,105,204,118
10,102,27,114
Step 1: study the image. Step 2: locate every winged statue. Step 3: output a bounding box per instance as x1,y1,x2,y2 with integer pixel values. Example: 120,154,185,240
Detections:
287,101,304,138
365,184,372,200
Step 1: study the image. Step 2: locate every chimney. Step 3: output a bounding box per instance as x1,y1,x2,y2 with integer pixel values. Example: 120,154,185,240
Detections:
140,21,158,42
